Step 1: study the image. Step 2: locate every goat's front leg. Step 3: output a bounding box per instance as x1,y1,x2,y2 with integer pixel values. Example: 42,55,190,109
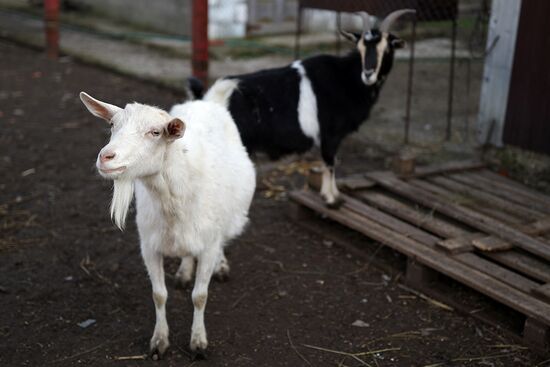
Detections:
189,245,219,359
143,249,169,360
320,164,343,208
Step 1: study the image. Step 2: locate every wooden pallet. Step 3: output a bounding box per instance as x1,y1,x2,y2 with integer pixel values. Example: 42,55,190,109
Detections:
290,160,550,352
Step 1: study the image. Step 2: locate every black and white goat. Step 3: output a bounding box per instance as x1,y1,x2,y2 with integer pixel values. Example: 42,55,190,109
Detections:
192,9,414,206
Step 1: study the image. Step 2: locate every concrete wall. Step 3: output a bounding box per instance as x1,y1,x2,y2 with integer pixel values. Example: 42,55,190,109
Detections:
209,0,248,38
303,9,363,32
74,0,361,39
75,0,247,38
77,0,193,37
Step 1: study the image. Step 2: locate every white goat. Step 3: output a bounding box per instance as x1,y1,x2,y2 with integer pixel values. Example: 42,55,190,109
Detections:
79,92,256,359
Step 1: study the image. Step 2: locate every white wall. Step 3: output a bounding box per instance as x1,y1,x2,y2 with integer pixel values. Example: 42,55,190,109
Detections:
476,0,522,146
303,9,363,33
209,0,248,38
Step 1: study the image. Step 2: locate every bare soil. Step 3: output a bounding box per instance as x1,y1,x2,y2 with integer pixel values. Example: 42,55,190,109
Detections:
0,40,546,366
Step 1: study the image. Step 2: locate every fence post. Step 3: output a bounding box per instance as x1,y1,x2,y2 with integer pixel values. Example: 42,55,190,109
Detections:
192,0,209,87
44,0,60,59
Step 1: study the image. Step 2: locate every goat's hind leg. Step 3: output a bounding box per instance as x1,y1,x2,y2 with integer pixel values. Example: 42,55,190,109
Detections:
213,249,230,282
320,141,344,208
320,164,343,208
189,244,219,359
143,249,170,360
175,255,195,288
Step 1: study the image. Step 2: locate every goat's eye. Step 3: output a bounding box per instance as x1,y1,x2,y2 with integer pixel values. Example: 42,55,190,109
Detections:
151,130,161,137
109,122,114,128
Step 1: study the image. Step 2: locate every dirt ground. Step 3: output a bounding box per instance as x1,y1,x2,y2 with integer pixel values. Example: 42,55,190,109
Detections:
0,40,547,367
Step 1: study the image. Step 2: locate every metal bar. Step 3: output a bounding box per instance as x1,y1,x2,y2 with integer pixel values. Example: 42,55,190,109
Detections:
446,18,458,141
192,0,209,87
248,0,257,25
275,0,285,23
336,11,341,56
294,3,303,59
464,58,471,142
44,0,59,59
404,17,417,144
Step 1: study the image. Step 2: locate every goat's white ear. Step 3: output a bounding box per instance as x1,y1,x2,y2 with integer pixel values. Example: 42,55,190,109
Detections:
79,92,122,122
340,30,360,43
165,118,186,140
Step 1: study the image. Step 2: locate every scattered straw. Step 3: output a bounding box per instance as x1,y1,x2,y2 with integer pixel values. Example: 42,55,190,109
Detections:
397,284,453,311
113,355,147,361
302,344,400,366
287,330,311,366
422,352,521,367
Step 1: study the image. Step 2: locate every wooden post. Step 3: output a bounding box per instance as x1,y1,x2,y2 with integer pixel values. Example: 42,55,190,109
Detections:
44,0,60,59
445,18,457,141
406,259,438,288
523,317,550,353
192,0,209,87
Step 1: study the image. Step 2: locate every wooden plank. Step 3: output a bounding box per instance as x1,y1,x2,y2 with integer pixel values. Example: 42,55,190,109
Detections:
533,284,550,302
289,189,550,326
487,251,550,284
359,191,468,238
454,252,540,293
406,259,439,287
409,179,524,225
429,176,544,221
340,194,440,247
477,170,550,208
436,233,482,254
452,172,550,216
366,171,550,261
518,217,550,236
308,171,376,192
337,176,375,191
472,236,514,252
404,160,485,179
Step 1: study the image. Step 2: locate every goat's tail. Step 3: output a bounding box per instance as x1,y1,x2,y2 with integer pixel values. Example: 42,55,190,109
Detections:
203,79,239,107
185,76,205,100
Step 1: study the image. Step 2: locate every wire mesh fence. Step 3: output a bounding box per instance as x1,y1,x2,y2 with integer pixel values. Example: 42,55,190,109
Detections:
291,0,491,147
3,0,491,148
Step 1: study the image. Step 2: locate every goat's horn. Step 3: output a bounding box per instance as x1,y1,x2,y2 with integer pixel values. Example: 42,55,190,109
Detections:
356,11,372,35
380,9,416,33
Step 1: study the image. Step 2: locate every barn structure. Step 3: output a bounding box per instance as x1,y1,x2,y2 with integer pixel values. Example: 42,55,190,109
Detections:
478,0,550,155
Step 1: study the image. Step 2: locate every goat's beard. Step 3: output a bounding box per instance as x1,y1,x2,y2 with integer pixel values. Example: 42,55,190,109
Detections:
111,178,135,230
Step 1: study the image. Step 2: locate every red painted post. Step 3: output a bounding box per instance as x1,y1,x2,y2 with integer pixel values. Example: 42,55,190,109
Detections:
44,0,60,59
192,0,209,87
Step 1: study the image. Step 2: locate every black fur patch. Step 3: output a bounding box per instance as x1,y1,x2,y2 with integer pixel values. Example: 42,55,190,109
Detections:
212,43,397,165
226,66,314,160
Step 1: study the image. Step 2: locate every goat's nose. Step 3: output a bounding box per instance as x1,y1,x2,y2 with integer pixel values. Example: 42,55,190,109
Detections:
364,69,375,77
100,150,116,163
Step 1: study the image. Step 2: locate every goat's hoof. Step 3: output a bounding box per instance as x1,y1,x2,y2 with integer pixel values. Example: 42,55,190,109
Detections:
213,271,230,283
149,348,165,361
325,196,344,209
149,335,169,361
190,347,208,361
